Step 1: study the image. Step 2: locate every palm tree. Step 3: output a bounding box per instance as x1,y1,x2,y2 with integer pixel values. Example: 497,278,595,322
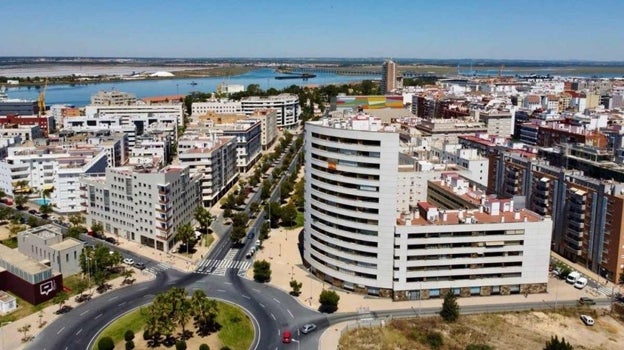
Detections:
194,206,213,234
41,186,54,203
175,223,194,254
14,195,28,210
191,290,218,335
121,268,135,285
39,204,53,218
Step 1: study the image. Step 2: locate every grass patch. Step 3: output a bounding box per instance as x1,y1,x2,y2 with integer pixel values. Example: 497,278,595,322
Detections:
295,211,304,227
216,302,254,350
96,307,146,347
1,236,17,248
95,300,253,350
204,233,215,248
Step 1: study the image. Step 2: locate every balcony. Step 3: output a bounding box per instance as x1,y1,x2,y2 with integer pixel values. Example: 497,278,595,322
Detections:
568,212,585,222
158,196,170,204
155,205,172,213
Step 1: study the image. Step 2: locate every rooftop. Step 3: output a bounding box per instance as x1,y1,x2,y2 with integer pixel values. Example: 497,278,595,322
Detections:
0,244,52,275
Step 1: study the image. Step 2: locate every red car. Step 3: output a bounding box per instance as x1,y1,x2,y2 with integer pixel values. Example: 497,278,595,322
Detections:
282,330,292,343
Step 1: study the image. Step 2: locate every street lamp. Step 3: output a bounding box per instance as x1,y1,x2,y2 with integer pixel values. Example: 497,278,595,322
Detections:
279,243,282,257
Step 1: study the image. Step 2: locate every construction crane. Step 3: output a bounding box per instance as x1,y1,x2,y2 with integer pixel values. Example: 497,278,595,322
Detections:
38,78,47,116
498,65,505,78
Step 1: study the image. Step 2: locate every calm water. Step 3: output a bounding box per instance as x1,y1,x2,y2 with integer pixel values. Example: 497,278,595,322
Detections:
4,68,379,106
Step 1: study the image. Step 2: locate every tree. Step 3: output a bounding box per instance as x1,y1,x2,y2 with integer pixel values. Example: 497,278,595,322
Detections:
466,345,494,350
122,268,135,285
41,186,54,203
260,180,271,200
440,290,460,322
253,260,271,283
27,215,40,228
67,225,87,239
259,221,270,240
39,203,53,218
18,324,32,343
192,290,218,336
544,336,574,350
98,336,115,350
14,194,28,210
221,193,237,210
176,223,194,254
280,203,298,227
91,222,104,238
268,202,281,228
230,212,248,242
52,291,69,311
290,280,302,296
319,290,340,313
68,213,85,227
0,189,5,200
194,206,213,234
199,345,210,350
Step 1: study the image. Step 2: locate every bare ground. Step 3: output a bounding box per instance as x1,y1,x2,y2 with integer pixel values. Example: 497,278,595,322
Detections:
339,310,624,350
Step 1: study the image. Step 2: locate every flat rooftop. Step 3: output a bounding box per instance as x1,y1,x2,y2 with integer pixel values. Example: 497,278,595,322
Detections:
397,208,543,226
0,244,52,275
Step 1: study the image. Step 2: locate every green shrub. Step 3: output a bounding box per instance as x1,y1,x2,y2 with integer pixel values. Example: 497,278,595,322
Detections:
142,330,151,341
124,329,135,342
466,344,493,350
199,345,210,350
426,331,443,350
175,340,187,350
125,340,135,350
97,336,114,350
220,347,232,350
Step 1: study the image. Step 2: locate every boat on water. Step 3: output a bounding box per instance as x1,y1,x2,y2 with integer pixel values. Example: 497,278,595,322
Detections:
275,73,317,80
189,81,198,86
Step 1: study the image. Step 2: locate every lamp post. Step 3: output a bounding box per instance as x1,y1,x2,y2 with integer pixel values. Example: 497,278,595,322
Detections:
279,243,282,257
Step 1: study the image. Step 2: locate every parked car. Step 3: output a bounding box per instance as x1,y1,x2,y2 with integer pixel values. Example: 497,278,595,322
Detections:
578,297,596,306
566,271,581,284
105,236,117,244
133,262,146,270
580,314,594,326
301,323,317,334
28,209,38,215
574,277,588,289
247,231,255,239
123,258,135,265
55,305,73,315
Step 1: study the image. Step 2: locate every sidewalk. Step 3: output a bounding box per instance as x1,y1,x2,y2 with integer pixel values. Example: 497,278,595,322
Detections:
550,251,622,295
2,271,154,350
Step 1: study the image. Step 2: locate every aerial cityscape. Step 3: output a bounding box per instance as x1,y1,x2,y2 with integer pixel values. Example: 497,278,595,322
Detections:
1,1,624,350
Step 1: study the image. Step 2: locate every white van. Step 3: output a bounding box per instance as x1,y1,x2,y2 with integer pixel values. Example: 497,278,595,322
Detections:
574,277,588,289
566,271,581,284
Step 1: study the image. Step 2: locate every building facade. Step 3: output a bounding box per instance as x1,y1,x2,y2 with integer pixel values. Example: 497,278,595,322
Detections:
241,94,300,129
381,59,397,94
304,114,552,299
17,225,84,276
81,165,201,251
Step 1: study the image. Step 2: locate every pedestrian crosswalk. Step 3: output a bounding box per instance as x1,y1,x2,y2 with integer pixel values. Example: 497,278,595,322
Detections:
195,249,252,276
596,285,614,296
146,262,171,274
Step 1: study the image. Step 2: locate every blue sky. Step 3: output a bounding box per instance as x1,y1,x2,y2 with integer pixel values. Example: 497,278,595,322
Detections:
1,0,622,60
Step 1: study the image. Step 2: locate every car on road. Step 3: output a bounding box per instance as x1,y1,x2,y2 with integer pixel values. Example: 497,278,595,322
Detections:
105,236,117,244
55,305,73,315
133,262,146,270
300,323,317,334
578,297,596,306
123,258,135,265
580,314,594,326
282,330,292,343
247,231,255,239
28,209,38,215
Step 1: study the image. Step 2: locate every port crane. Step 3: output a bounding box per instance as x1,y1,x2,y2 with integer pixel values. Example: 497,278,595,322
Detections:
38,79,47,116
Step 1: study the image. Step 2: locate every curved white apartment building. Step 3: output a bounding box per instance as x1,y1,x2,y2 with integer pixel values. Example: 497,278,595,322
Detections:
304,113,553,299
305,114,400,295
241,94,300,129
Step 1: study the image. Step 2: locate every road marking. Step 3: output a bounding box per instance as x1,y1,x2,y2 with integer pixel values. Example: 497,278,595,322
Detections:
270,313,276,320
217,289,226,293
273,297,280,304
242,294,250,299
57,326,65,335
252,288,260,293
80,309,90,316
259,303,265,308
287,309,294,318
118,301,127,306
108,296,118,301
76,328,83,335
225,282,232,285
139,287,148,291
95,313,102,319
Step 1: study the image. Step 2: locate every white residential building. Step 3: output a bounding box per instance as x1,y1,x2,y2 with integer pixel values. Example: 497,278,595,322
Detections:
430,144,489,187
83,103,183,127
241,94,300,129
90,90,137,106
250,109,278,150
191,100,242,116
304,113,552,299
178,134,238,207
0,146,108,212
81,165,201,252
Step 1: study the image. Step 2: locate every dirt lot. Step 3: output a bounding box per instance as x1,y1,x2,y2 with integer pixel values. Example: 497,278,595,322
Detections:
339,309,624,350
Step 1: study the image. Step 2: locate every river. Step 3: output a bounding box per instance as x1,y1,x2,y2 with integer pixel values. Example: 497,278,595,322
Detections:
3,68,379,107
